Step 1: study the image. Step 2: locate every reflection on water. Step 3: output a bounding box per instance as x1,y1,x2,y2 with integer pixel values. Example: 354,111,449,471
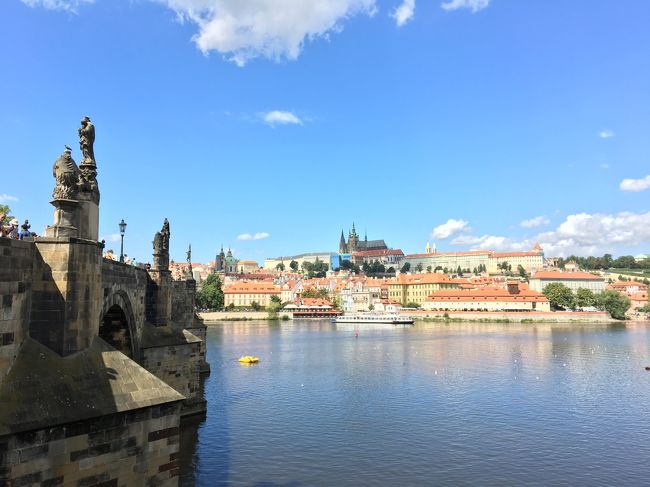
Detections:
181,320,650,486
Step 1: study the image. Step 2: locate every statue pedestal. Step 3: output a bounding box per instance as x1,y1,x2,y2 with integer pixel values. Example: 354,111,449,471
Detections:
45,199,80,238
77,193,99,241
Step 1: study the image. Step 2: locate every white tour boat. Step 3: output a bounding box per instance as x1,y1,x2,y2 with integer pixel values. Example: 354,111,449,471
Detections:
332,313,414,325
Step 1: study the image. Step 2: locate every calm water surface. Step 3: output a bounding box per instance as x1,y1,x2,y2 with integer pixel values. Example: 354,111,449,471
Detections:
180,320,650,486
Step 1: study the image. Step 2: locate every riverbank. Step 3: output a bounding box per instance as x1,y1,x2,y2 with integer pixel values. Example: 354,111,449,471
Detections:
199,310,621,324
200,311,293,322
409,310,616,323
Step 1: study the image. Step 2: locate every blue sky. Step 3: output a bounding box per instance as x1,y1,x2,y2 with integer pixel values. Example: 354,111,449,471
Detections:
1,0,649,264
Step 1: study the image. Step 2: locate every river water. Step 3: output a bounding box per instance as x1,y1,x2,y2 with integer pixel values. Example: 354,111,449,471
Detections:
180,320,650,486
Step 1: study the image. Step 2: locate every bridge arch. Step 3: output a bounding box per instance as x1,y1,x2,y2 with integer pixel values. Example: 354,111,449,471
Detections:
100,290,141,362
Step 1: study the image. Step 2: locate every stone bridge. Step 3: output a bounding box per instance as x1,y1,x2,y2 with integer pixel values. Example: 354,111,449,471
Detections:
0,122,209,486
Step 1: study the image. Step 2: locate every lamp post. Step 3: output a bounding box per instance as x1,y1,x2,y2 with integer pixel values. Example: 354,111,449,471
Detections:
119,219,127,263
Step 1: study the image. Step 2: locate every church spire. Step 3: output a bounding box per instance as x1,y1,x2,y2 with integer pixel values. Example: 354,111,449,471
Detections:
339,229,347,254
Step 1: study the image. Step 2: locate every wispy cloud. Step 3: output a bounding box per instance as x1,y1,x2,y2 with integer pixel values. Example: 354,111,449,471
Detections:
237,232,270,241
620,175,650,192
441,0,490,13
262,111,303,127
600,163,610,170
391,0,415,26
21,0,93,13
599,129,615,139
0,194,18,204
431,219,469,239
520,216,550,229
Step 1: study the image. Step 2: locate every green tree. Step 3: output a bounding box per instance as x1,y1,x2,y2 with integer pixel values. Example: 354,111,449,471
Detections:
340,259,354,271
426,265,432,273
268,295,283,314
275,262,285,272
301,288,330,300
289,260,299,272
251,301,262,311
543,283,575,310
456,266,462,275
575,288,596,308
435,266,443,272
400,262,411,273
405,302,421,309
0,204,12,219
517,265,528,279
196,273,224,310
594,290,631,320
415,263,424,273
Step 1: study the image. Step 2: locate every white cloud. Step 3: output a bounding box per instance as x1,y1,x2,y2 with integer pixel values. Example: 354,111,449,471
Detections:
520,216,550,229
600,163,610,170
237,232,270,241
431,219,469,239
451,211,650,257
599,129,615,139
441,0,489,13
21,0,93,13
262,110,302,126
156,0,377,66
620,175,650,192
0,194,18,204
391,0,415,26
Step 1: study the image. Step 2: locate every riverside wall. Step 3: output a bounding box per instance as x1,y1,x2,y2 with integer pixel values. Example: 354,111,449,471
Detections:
409,310,614,323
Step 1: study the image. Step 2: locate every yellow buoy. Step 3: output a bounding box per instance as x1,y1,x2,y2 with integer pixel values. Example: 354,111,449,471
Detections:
238,355,260,364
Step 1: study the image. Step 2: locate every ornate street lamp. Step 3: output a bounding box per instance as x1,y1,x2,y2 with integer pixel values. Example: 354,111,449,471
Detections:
119,219,127,263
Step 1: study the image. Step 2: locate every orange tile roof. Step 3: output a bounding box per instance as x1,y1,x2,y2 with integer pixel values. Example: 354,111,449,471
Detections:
531,271,604,281
610,281,646,288
353,249,404,257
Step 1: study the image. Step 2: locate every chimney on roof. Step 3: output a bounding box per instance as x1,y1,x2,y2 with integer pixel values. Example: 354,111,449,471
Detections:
507,282,520,295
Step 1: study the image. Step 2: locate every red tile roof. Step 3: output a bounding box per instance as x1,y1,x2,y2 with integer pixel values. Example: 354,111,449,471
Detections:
531,271,603,281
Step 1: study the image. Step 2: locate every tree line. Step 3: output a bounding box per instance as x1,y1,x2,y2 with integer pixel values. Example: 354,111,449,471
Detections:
542,283,632,319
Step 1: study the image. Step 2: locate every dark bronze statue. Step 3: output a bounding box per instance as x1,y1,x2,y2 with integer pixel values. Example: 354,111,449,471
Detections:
78,116,95,165
153,219,171,270
52,146,80,200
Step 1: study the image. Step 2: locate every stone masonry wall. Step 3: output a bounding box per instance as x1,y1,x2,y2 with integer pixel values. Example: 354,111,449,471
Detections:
31,238,103,356
0,402,182,486
0,239,34,379
141,341,204,416
170,281,194,331
171,280,209,374
101,259,149,354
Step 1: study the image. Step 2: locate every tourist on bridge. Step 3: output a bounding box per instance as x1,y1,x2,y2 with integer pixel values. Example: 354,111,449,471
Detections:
19,220,31,239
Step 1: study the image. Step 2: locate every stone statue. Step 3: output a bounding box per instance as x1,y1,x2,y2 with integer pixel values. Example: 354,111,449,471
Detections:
153,231,163,253
152,219,171,270
52,146,80,200
161,218,170,251
78,116,95,165
186,244,192,264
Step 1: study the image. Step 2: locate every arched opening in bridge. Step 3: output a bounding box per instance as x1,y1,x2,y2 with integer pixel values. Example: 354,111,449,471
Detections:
100,304,133,358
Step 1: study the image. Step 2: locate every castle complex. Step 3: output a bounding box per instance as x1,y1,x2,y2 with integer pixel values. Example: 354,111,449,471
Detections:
338,223,388,254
